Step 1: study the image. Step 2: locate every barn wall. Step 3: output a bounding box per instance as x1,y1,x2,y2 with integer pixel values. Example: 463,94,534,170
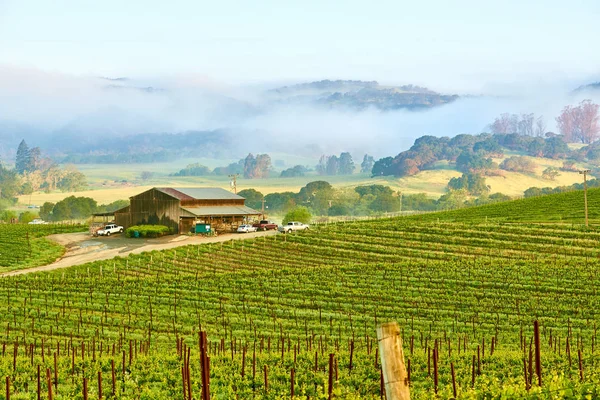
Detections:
126,188,182,233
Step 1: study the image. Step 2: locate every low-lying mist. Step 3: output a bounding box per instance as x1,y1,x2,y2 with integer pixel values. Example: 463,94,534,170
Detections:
1,66,599,161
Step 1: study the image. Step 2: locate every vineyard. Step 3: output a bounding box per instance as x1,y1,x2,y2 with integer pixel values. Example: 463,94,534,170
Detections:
0,224,87,273
410,187,600,224
0,195,599,398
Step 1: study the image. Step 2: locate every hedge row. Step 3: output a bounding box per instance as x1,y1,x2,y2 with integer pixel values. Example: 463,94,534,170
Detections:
125,225,171,238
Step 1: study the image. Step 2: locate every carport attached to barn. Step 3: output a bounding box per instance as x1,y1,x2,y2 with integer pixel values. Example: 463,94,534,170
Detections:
180,205,262,233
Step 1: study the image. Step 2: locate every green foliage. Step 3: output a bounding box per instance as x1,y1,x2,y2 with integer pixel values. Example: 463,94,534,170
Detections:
171,163,212,177
280,165,307,178
125,225,171,238
447,173,490,195
237,188,264,210
57,170,88,192
455,151,497,173
499,156,537,173
0,209,17,222
3,196,600,396
282,206,312,224
212,159,244,176
401,193,438,211
413,186,600,223
51,196,97,221
371,156,393,176
39,202,55,221
264,192,297,213
96,199,129,213
18,211,38,223
542,166,560,180
354,184,394,198
15,139,29,174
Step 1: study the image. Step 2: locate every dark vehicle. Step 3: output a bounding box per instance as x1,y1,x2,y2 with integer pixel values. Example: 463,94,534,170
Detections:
252,220,278,231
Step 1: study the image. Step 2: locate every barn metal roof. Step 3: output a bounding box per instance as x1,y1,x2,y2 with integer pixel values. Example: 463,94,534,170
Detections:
156,187,243,201
182,205,262,216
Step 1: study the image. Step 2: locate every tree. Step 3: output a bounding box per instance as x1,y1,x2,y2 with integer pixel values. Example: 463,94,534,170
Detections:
18,211,38,223
316,155,327,175
325,155,339,176
0,210,17,222
518,113,535,136
368,192,400,213
360,155,375,173
338,152,355,175
39,202,55,221
578,100,600,144
560,160,577,172
172,163,212,176
280,165,307,178
490,113,519,134
58,170,88,192
264,192,296,213
535,116,546,137
27,147,42,172
455,151,496,173
15,140,29,174
243,153,271,178
556,100,600,143
140,171,154,180
282,206,312,224
371,157,393,176
297,181,334,215
499,156,537,173
542,166,560,181
447,173,490,195
237,189,264,210
51,196,97,221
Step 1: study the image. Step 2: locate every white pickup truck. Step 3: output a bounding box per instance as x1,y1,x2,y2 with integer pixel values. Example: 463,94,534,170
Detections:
278,221,310,233
96,224,124,236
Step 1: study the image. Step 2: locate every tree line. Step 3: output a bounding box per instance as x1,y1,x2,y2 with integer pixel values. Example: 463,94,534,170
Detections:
0,140,88,212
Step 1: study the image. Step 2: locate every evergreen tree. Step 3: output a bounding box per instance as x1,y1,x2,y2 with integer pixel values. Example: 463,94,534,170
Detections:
15,139,29,174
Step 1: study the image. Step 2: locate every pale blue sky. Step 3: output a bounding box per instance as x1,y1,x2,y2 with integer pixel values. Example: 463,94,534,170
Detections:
0,0,599,91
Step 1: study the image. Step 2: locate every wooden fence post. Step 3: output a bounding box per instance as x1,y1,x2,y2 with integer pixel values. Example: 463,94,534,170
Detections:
377,322,410,400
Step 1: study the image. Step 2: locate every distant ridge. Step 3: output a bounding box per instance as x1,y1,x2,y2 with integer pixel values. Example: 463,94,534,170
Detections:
268,79,458,110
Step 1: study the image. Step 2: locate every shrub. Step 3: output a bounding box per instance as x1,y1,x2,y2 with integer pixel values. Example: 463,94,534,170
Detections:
19,211,38,224
499,156,537,173
125,225,171,238
282,206,312,224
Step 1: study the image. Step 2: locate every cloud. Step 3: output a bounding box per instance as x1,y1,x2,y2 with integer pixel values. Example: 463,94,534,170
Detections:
2,65,600,160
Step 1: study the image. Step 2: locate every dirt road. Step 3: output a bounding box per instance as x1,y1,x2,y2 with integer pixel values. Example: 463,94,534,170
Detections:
0,230,279,277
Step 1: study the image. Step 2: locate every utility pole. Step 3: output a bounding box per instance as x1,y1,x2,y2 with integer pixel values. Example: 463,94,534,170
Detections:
228,174,239,194
261,198,266,219
580,169,591,227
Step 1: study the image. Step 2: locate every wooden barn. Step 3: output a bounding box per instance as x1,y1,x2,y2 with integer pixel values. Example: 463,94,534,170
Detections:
111,187,261,234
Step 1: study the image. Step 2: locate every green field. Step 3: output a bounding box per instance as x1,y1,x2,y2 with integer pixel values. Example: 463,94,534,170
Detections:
0,192,599,398
0,223,87,273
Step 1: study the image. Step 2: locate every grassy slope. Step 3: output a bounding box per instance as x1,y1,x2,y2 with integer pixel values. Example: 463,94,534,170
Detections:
409,187,600,224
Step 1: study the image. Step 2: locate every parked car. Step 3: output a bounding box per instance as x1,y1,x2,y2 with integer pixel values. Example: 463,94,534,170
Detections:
237,224,258,233
278,221,310,233
28,219,47,225
252,220,278,231
96,224,124,236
